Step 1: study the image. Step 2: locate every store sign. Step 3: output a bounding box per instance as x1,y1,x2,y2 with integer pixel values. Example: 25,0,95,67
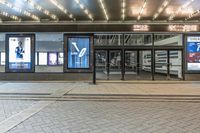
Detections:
133,25,149,31
67,37,90,69
187,36,200,71
168,25,198,32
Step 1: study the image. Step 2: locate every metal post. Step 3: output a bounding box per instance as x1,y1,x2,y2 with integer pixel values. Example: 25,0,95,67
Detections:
152,33,155,80
121,34,125,80
93,50,96,84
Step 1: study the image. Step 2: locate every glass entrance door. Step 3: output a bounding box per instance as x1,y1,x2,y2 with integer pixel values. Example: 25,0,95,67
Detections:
124,50,152,80
108,50,122,80
154,50,182,80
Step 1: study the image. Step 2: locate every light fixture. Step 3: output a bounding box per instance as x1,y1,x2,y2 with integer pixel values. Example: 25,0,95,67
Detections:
49,0,75,20
185,9,200,20
74,0,93,20
121,0,126,20
137,0,147,20
153,0,170,20
0,11,21,21
168,0,195,21
99,0,109,21
25,0,58,20
0,0,40,21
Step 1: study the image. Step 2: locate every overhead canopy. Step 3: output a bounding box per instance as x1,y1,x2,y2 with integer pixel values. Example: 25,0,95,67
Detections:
0,0,199,24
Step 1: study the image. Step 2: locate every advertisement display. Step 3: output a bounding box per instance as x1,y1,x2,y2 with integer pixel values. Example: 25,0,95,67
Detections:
67,37,90,69
58,52,64,65
1,52,5,65
39,52,47,65
187,36,200,70
48,52,58,65
8,37,32,70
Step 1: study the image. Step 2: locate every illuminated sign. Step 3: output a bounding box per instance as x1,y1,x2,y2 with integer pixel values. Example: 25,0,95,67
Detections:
133,25,149,31
67,37,90,69
187,36,200,71
168,25,198,32
8,37,32,70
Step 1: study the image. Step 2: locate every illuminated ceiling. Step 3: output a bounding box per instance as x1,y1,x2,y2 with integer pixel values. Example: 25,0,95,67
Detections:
0,0,200,24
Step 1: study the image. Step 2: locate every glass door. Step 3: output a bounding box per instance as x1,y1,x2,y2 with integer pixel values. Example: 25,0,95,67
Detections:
124,50,152,80
95,50,108,80
154,50,182,80
108,50,122,80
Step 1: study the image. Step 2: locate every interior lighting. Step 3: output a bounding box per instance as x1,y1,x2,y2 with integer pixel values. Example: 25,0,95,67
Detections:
137,0,147,20
50,0,75,20
74,0,93,20
153,0,170,20
99,0,109,21
121,0,126,20
168,0,194,21
0,11,21,21
185,9,200,20
0,0,40,21
25,0,58,20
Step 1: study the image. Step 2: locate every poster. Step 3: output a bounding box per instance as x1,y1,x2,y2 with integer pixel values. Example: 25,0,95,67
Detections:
8,37,31,70
48,52,58,65
58,52,64,65
67,37,90,68
1,52,5,65
187,36,200,70
39,52,47,65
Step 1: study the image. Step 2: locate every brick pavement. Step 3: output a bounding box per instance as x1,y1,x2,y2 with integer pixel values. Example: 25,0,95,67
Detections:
6,101,200,133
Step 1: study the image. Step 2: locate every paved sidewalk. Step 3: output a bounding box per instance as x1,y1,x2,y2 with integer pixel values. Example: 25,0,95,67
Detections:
0,82,200,96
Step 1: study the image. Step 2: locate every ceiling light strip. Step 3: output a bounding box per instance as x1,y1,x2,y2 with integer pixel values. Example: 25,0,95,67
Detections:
99,0,109,20
74,0,93,20
121,0,126,20
49,0,75,20
168,0,194,21
153,0,170,20
137,0,147,20
185,9,200,20
25,0,58,20
0,0,40,21
0,10,21,21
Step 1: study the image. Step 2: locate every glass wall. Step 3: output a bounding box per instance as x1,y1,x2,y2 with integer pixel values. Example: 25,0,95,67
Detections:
35,32,63,72
94,34,123,46
124,34,152,46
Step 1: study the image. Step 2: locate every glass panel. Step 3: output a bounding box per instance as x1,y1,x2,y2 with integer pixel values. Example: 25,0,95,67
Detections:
96,51,107,80
109,51,122,80
154,34,182,46
124,34,152,46
154,50,168,80
139,50,152,80
124,51,137,80
169,51,182,80
94,34,123,46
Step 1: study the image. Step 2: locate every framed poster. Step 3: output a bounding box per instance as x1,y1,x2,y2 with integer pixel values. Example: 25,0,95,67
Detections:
1,52,5,65
67,37,90,69
48,52,58,65
58,52,64,65
5,34,35,72
187,36,200,71
38,52,47,65
64,34,93,72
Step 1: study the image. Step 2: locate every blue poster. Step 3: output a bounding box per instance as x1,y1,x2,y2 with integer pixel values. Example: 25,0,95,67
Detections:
68,37,90,68
187,36,200,70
